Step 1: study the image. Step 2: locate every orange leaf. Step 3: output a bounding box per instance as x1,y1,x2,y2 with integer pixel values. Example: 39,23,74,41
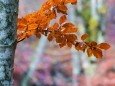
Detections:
48,33,53,41
85,41,97,47
18,24,27,31
28,24,38,30
26,30,36,37
53,0,64,4
64,0,77,5
59,42,66,48
48,10,56,19
41,2,51,11
66,34,77,42
67,42,72,48
61,27,78,33
97,43,110,50
87,48,93,57
57,5,68,14
59,15,67,24
48,23,59,30
36,32,41,39
18,18,27,25
75,42,80,51
92,48,102,59
81,33,88,41
62,23,74,28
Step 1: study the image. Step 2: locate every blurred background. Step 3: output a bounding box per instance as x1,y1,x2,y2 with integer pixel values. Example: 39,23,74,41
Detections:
14,0,115,86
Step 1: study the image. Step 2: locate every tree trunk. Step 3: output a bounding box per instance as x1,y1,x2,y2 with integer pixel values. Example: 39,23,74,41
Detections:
0,0,19,86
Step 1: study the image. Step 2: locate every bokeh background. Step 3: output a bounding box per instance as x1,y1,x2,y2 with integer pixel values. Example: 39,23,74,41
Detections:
14,0,115,86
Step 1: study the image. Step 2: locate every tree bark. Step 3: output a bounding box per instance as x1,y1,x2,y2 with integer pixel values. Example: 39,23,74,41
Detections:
0,0,19,86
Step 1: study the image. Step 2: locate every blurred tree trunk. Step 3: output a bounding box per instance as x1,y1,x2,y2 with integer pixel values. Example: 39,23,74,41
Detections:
0,0,19,86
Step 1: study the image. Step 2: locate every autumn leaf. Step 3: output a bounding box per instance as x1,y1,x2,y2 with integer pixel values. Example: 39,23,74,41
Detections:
41,2,51,11
67,42,72,48
59,41,66,48
18,24,27,31
87,48,93,57
81,33,88,41
36,32,41,39
62,23,74,28
61,27,78,33
28,24,38,30
59,15,67,24
75,42,86,51
92,48,102,59
97,43,110,50
48,10,56,19
85,41,97,47
56,36,61,43
64,0,77,5
48,23,59,30
18,18,27,25
48,33,53,41
57,4,68,14
65,34,77,42
53,0,64,4
27,29,37,37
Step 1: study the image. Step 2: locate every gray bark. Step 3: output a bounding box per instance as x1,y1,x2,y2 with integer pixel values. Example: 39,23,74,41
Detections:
0,0,19,86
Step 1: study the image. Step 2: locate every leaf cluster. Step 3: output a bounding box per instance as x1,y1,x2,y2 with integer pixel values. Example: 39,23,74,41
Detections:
17,0,110,59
